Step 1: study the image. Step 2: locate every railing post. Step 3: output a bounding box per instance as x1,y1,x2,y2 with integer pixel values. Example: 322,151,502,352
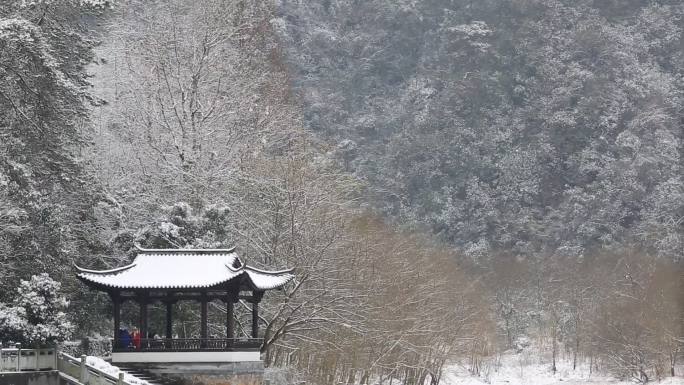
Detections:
79,354,87,383
0,344,4,372
53,347,58,371
118,371,125,385
35,349,40,371
16,343,21,372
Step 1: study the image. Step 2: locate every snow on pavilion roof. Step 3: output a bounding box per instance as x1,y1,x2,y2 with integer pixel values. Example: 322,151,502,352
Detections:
76,246,294,291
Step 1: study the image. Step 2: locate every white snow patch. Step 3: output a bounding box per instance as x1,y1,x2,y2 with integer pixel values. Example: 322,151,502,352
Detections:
442,353,684,385
84,356,149,385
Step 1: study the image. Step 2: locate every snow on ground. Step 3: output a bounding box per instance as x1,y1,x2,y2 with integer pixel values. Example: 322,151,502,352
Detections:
83,356,149,385
442,353,684,385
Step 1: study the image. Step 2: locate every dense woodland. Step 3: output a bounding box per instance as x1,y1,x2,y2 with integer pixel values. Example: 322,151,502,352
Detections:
0,0,682,384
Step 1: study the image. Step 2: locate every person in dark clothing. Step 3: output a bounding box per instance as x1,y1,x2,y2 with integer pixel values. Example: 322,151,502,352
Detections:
118,328,132,349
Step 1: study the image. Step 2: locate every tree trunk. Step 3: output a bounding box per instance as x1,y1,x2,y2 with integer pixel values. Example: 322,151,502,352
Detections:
552,324,557,374
505,316,512,348
347,368,356,384
573,334,579,370
638,367,648,383
360,370,369,385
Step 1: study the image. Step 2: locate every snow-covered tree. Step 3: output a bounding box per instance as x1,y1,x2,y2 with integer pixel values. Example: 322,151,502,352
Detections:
0,0,111,296
0,304,28,344
0,273,72,346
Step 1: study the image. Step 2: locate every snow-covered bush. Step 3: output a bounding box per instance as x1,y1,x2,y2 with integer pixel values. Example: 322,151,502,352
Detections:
80,335,112,357
0,273,73,346
513,335,531,354
0,304,28,343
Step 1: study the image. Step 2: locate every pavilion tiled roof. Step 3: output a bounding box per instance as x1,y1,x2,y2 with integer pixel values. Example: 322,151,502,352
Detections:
76,246,295,291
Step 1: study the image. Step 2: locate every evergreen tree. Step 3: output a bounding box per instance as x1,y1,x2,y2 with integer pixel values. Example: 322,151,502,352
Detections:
0,1,109,294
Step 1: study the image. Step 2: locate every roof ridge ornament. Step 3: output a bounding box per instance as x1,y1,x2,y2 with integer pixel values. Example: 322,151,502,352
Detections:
232,257,243,269
226,257,244,272
134,244,237,253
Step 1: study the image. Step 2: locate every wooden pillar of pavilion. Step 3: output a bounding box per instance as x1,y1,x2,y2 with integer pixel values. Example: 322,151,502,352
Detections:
138,294,148,344
226,292,236,339
251,291,264,339
251,302,259,338
165,301,173,339
111,292,121,349
200,293,208,347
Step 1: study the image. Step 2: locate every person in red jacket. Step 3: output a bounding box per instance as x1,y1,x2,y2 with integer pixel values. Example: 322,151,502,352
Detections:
131,327,141,350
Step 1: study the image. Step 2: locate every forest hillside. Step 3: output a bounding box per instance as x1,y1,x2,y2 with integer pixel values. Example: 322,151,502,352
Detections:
275,0,683,263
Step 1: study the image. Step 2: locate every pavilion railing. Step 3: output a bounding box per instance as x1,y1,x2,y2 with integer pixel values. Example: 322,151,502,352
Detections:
112,338,263,352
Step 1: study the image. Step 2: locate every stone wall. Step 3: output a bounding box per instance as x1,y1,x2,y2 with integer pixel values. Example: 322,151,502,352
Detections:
127,361,264,385
174,373,262,385
0,370,60,385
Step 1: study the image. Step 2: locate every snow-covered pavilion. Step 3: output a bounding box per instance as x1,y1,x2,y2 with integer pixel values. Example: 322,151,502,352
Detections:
76,245,294,363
